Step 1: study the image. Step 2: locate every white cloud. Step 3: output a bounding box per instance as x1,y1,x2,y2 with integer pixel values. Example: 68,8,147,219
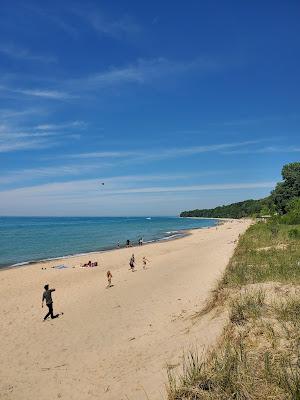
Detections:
13,88,76,100
0,107,43,120
0,163,111,185
0,43,56,63
35,120,87,130
0,85,76,100
70,5,140,38
0,177,276,198
0,120,83,153
0,178,275,216
101,182,276,195
0,138,56,153
0,56,221,102
222,146,300,155
73,57,217,90
67,140,263,161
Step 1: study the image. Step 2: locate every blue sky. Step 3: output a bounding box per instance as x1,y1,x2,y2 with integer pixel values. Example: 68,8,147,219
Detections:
0,1,299,216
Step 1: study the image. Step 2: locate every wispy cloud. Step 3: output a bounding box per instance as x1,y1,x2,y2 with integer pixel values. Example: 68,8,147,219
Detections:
35,120,87,130
0,169,232,191
0,55,222,102
0,119,84,153
0,178,276,199
0,107,43,120
101,182,276,195
0,42,56,63
222,145,300,155
210,115,300,127
0,163,110,185
67,140,263,162
10,88,76,100
72,57,218,90
70,5,140,39
0,175,275,216
0,138,56,153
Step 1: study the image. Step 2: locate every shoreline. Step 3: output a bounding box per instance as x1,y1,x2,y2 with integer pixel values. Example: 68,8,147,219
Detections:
1,220,220,271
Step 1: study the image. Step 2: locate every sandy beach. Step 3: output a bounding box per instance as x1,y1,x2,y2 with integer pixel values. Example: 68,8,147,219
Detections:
0,219,250,400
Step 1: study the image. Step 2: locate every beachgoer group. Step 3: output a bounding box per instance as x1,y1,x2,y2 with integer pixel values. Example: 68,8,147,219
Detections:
42,243,150,321
82,260,98,267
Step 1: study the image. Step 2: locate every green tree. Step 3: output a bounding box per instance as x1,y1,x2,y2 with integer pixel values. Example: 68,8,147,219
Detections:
282,198,300,224
271,162,300,214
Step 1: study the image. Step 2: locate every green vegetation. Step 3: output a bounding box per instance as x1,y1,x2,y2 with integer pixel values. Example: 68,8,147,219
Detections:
167,220,300,399
222,221,300,286
170,162,300,399
180,162,300,218
180,198,272,218
271,162,300,214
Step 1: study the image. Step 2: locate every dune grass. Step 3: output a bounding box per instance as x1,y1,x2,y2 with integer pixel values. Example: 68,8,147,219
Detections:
222,221,300,287
167,221,300,399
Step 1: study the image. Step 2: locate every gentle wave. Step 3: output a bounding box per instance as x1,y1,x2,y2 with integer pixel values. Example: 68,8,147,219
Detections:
0,216,218,268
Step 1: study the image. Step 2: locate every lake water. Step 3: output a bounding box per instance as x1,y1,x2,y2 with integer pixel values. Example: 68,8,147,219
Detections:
0,216,218,268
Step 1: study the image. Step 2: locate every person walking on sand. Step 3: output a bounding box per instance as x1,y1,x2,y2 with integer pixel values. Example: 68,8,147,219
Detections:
107,270,113,287
142,256,149,269
42,284,59,320
129,254,135,272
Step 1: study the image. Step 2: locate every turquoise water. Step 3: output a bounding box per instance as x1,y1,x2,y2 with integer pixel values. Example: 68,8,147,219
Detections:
0,216,218,268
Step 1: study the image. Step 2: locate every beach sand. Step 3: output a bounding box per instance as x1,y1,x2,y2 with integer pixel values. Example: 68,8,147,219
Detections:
0,219,250,400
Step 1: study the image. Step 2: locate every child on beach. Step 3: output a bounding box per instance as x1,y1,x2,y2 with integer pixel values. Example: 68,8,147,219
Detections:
107,270,113,287
142,256,149,269
129,254,135,271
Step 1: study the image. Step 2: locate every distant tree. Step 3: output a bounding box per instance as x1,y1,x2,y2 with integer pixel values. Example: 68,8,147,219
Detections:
180,163,300,219
281,198,300,224
271,162,300,214
260,205,271,217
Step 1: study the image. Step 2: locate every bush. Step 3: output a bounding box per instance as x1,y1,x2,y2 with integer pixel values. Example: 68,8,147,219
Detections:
288,228,300,239
282,198,300,225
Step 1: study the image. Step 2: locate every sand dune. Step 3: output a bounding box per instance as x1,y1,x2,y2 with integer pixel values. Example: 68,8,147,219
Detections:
0,219,250,400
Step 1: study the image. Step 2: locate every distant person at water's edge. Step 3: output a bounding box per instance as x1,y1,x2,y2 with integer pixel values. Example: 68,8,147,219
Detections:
42,284,59,320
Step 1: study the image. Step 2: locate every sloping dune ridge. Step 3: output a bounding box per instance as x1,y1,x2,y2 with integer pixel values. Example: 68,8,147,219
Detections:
0,219,250,400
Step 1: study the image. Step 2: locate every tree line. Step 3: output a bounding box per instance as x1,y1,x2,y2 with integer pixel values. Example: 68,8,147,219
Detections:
180,162,300,220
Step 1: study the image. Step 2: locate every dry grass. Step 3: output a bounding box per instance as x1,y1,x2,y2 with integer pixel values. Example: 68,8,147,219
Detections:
167,221,300,400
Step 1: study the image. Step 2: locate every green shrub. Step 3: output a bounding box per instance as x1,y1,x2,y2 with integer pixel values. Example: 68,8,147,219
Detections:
288,228,300,239
282,198,300,225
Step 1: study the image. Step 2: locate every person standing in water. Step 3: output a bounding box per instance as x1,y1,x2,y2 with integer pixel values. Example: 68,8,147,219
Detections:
42,284,59,320
107,270,113,287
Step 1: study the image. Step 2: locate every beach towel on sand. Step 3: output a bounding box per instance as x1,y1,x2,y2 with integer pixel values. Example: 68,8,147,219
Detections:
53,264,69,269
